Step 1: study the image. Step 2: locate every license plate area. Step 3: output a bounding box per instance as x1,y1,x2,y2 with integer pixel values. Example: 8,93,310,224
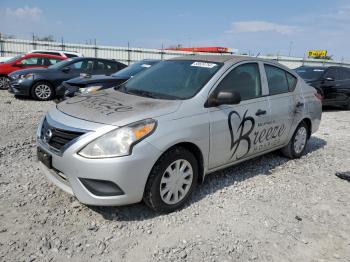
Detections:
37,147,52,169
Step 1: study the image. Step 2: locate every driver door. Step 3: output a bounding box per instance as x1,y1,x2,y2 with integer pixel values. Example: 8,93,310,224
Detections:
208,62,270,169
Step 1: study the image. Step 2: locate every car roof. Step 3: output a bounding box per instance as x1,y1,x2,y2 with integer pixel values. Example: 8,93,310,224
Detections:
169,54,277,64
23,53,66,59
67,57,118,62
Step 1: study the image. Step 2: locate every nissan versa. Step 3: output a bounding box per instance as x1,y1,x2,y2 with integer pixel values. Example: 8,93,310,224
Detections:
37,55,322,212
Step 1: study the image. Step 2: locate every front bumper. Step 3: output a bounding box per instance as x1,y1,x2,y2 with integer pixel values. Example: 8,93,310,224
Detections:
36,113,162,206
8,78,33,96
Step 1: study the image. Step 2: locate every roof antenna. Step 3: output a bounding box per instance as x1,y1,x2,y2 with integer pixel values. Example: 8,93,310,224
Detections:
256,52,260,57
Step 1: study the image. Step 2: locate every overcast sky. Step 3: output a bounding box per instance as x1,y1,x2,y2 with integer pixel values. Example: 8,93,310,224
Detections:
1,0,350,61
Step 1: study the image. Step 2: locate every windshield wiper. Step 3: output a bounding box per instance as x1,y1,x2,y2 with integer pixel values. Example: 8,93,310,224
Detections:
127,89,159,98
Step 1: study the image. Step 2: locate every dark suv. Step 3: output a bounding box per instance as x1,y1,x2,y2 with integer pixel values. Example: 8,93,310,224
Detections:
295,66,350,109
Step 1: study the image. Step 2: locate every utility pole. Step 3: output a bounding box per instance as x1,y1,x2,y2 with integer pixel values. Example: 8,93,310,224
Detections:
288,41,293,57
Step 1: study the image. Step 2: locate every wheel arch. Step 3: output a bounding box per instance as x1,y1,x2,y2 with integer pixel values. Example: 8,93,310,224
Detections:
301,117,312,139
30,80,55,98
156,142,205,185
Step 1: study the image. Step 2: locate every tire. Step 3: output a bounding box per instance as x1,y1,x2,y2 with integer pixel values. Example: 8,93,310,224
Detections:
31,82,54,101
281,121,309,159
0,76,10,90
143,147,198,213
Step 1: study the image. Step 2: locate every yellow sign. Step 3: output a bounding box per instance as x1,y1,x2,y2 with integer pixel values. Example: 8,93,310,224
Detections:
307,50,327,58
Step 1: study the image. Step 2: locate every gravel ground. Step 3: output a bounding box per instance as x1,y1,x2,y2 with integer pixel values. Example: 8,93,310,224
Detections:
0,91,349,262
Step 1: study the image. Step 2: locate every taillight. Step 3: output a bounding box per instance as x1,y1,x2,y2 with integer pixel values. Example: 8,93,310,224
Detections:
314,92,323,101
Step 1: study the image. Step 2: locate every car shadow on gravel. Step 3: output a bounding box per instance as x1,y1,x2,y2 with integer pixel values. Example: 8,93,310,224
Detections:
90,136,326,222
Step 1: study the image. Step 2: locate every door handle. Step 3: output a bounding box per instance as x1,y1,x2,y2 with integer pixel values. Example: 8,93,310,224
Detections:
296,102,304,108
255,109,267,116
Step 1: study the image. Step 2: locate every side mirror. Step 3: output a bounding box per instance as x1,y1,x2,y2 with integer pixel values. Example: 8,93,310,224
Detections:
62,67,71,73
322,77,335,87
206,91,241,107
13,62,23,67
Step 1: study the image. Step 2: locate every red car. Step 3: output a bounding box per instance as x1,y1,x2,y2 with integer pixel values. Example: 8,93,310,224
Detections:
0,53,66,90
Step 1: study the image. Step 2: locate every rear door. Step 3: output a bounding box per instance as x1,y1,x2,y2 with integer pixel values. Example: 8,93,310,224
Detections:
332,67,350,105
263,64,297,147
208,62,271,169
321,67,341,103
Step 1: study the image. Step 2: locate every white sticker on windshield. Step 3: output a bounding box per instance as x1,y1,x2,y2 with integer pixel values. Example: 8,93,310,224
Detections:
191,62,217,68
313,69,324,72
141,64,151,68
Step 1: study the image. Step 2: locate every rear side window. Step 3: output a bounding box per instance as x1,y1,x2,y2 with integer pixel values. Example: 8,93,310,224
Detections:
47,58,62,65
339,68,350,80
65,53,78,58
286,72,297,91
264,65,290,95
32,51,61,56
216,63,262,101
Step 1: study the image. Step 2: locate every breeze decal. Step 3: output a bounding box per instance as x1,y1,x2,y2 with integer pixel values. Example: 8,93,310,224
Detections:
228,110,255,160
65,92,133,115
228,110,286,160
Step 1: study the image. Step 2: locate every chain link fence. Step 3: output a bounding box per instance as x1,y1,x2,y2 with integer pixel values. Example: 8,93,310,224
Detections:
1,34,349,69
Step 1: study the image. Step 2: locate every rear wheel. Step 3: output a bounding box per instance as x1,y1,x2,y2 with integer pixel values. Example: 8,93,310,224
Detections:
143,147,198,213
31,82,54,101
281,121,309,159
0,76,9,90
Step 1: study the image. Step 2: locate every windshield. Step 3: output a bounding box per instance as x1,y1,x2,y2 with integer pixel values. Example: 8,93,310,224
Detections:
118,60,222,100
48,58,73,69
3,55,22,63
295,67,325,81
112,60,158,78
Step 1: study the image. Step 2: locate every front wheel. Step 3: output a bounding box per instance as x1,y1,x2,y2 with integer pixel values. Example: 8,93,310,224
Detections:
281,121,309,159
0,76,10,90
31,82,54,101
143,147,198,213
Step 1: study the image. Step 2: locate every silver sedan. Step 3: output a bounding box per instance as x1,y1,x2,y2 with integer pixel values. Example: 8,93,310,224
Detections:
37,55,322,212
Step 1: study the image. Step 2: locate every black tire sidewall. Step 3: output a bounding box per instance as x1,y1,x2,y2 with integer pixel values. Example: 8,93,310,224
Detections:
290,122,308,158
31,82,54,101
145,147,198,213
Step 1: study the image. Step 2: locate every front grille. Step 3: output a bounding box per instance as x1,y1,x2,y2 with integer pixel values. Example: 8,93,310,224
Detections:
41,118,84,151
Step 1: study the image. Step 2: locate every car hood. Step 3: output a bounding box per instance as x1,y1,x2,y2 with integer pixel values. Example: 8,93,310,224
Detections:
66,74,128,86
56,89,181,126
9,67,50,76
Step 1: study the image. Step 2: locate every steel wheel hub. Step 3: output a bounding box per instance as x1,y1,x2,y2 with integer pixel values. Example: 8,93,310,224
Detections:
294,126,307,154
35,84,51,99
160,159,193,205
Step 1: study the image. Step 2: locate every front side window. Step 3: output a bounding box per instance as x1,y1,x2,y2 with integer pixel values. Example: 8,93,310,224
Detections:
264,65,290,95
21,57,46,66
71,60,94,71
324,68,339,80
215,63,262,101
120,60,222,100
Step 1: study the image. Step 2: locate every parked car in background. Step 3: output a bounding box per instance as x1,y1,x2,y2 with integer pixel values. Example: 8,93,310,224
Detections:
0,53,65,90
37,55,322,212
56,59,159,100
0,57,13,63
295,66,350,109
8,57,126,100
30,50,83,58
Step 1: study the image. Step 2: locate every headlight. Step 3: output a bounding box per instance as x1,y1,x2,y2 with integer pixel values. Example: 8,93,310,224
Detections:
13,73,34,80
79,85,103,94
78,119,157,158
